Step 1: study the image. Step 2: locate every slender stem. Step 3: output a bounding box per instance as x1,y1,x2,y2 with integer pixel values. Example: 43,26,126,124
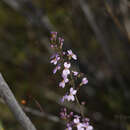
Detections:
70,71,84,117
75,95,84,118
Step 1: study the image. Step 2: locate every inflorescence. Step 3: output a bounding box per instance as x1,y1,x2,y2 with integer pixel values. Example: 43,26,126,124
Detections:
50,32,93,130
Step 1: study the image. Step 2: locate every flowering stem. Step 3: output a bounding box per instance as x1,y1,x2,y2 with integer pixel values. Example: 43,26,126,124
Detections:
50,32,93,130
75,95,84,118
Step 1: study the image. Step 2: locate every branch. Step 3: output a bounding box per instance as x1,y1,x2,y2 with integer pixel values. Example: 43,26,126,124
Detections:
120,0,130,39
0,73,36,130
2,0,54,32
22,106,62,123
105,2,128,39
79,0,128,97
2,0,55,55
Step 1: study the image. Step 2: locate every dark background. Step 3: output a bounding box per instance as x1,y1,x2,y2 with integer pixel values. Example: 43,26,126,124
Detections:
0,0,130,129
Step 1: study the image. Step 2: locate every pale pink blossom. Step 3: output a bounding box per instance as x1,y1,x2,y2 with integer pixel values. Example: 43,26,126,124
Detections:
50,44,54,48
73,117,80,124
67,88,77,101
50,54,60,65
64,62,71,68
59,37,64,43
53,65,61,74
66,123,73,130
51,32,57,39
80,77,88,86
83,124,93,130
62,88,77,102
62,62,71,79
59,78,69,88
67,49,77,60
63,51,66,55
66,127,72,130
61,95,67,103
68,127,72,130
73,117,84,130
72,70,78,76
59,37,64,49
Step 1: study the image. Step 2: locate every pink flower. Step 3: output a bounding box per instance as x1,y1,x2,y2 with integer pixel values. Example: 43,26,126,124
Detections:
68,88,77,99
80,77,88,86
66,127,72,130
73,115,93,130
83,123,93,130
66,122,73,130
51,32,57,39
63,88,77,102
50,44,54,48
61,95,67,103
73,117,84,130
62,62,71,79
59,37,64,49
63,51,66,55
50,54,60,65
72,70,78,76
53,65,61,74
50,44,57,48
67,49,77,60
82,77,88,85
73,117,80,124
59,37,64,43
59,78,69,88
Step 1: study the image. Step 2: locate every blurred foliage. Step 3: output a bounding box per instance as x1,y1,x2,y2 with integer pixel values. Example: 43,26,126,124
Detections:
0,0,130,130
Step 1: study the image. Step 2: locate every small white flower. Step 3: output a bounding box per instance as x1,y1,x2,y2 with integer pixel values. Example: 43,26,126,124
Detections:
59,78,69,88
62,62,71,79
67,49,77,60
80,77,88,86
66,88,77,102
53,65,61,74
85,125,93,130
66,95,75,101
61,95,67,103
72,70,78,76
82,122,93,130
70,87,77,95
74,115,81,119
82,77,88,85
73,117,84,130
64,62,71,68
50,54,60,65
77,124,84,130
63,51,66,55
59,37,64,49
73,117,80,124
66,127,72,130
61,88,77,102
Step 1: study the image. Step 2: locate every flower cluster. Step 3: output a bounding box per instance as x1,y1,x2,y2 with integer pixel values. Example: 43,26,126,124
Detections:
60,108,93,130
50,32,93,130
61,87,77,102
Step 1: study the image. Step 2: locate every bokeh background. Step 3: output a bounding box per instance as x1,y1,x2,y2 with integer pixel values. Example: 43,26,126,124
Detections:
0,0,130,130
